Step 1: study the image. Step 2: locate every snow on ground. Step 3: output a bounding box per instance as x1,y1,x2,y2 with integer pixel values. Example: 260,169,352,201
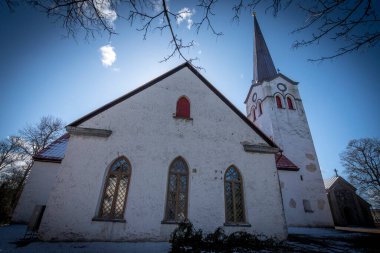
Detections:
0,225,171,253
288,226,361,237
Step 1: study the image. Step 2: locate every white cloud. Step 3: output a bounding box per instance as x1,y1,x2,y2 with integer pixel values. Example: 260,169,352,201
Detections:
93,0,117,27
177,7,193,26
100,44,116,67
187,19,193,30
198,50,202,55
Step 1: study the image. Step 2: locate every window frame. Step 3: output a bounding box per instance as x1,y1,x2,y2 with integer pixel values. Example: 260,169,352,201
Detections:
287,96,295,110
95,156,132,222
258,101,263,115
275,95,283,109
175,96,191,119
163,156,189,223
224,165,247,225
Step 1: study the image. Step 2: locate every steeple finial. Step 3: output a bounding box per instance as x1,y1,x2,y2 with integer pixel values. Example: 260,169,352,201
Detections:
253,14,277,83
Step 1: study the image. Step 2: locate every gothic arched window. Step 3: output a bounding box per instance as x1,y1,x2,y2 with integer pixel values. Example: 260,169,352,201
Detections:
224,166,246,224
287,97,294,110
258,101,263,115
98,157,131,220
164,157,189,222
176,96,190,118
252,107,256,121
275,95,283,109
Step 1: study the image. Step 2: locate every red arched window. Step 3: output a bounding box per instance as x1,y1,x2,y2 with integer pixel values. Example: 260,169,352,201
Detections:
258,102,263,115
275,95,283,108
252,107,256,121
176,97,190,118
287,97,294,110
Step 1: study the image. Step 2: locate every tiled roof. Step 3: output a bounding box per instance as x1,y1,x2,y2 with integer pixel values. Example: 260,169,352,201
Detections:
33,133,70,162
275,153,299,171
324,176,339,190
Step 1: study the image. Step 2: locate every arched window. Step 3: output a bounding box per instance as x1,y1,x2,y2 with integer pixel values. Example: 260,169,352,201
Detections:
176,96,190,118
275,95,283,108
258,101,263,115
287,97,294,110
98,157,131,219
224,166,246,224
252,107,256,121
164,157,189,222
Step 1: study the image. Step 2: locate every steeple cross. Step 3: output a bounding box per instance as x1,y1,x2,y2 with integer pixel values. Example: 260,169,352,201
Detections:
334,168,339,177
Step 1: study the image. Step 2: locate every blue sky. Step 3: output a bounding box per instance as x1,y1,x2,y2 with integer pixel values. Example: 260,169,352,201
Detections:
0,1,379,180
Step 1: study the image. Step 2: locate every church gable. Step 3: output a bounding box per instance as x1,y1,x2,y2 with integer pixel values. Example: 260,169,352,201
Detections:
69,63,276,148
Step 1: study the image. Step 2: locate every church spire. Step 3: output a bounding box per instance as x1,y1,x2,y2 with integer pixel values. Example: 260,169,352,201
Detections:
253,13,277,83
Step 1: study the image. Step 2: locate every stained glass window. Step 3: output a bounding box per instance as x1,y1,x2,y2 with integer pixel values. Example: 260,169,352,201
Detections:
164,157,189,222
224,166,246,223
99,157,131,219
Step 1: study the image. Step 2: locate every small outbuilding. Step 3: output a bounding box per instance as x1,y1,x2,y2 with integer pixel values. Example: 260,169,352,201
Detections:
325,176,374,227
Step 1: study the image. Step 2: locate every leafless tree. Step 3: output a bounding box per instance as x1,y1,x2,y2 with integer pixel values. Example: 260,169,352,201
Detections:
0,136,23,172
2,0,379,64
340,138,380,207
0,116,65,222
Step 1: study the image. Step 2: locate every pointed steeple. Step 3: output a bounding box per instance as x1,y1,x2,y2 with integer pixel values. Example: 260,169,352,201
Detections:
253,14,277,83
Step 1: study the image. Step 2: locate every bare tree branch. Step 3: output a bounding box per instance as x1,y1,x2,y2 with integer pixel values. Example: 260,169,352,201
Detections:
193,0,222,36
3,0,379,63
341,138,380,207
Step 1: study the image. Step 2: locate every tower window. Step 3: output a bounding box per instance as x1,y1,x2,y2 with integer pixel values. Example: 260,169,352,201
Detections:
258,101,263,115
275,95,283,108
252,107,256,121
287,97,294,110
176,96,190,118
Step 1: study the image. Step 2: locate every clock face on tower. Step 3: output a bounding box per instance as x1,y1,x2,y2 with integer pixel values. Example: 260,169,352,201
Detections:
277,83,287,92
252,92,257,102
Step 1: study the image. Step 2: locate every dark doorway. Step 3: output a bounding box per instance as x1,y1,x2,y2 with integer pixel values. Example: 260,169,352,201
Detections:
343,206,356,226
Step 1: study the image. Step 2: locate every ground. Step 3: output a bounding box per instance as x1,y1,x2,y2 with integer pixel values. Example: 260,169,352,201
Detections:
0,225,379,252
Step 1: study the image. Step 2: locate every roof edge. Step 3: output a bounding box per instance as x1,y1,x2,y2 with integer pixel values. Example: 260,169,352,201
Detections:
68,62,278,148
68,63,189,127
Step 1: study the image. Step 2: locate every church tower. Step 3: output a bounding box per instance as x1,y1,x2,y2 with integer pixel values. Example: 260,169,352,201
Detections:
245,14,334,227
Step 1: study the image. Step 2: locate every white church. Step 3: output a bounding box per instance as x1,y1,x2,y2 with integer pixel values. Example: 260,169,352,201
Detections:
12,15,334,241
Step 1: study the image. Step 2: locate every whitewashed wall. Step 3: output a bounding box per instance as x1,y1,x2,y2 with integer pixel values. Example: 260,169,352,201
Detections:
12,161,60,223
39,67,287,241
246,76,334,227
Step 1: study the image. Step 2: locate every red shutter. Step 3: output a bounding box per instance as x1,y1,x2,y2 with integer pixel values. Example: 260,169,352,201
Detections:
276,96,283,108
287,97,294,109
176,97,190,118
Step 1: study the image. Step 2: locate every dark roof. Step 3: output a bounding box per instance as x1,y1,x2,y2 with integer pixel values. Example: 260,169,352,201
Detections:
275,153,299,171
33,133,70,163
324,176,356,191
68,62,278,148
253,15,277,83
